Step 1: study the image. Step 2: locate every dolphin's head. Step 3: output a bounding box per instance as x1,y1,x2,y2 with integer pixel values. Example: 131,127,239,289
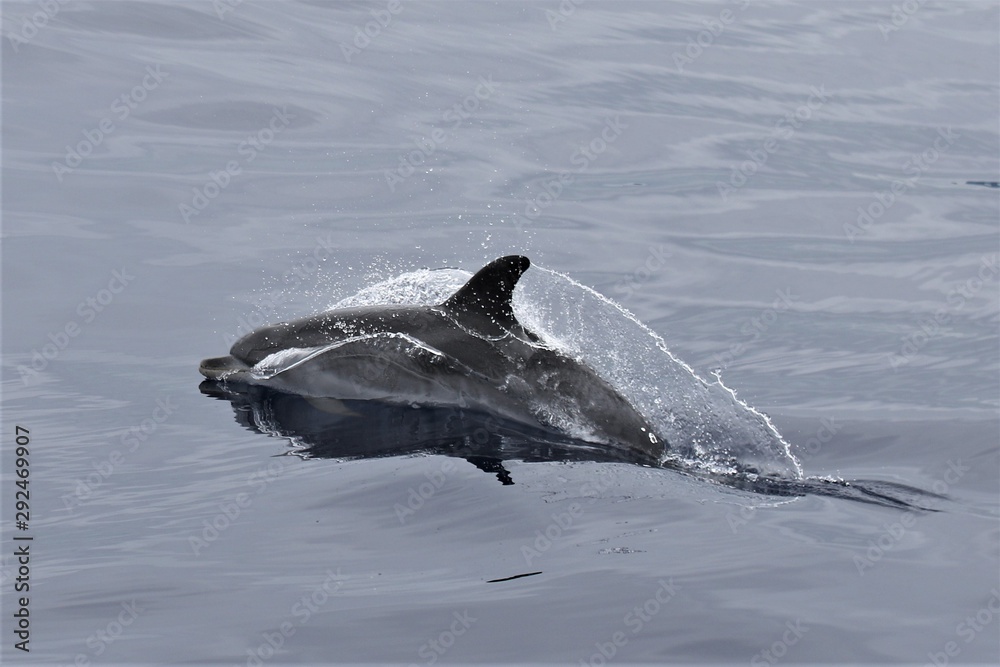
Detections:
200,256,538,380
199,353,250,380
227,321,296,366
199,321,296,380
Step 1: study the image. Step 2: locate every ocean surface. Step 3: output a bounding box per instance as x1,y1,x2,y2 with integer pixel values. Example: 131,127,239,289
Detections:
2,1,998,665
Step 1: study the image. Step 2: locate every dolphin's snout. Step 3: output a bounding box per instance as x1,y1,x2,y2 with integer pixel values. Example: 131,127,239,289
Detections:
199,355,249,380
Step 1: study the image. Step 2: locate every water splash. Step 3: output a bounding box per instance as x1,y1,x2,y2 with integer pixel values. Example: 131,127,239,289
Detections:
330,268,467,310
515,266,801,479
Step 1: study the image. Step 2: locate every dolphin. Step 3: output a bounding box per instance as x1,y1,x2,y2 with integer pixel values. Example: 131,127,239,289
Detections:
200,256,665,461
199,256,946,509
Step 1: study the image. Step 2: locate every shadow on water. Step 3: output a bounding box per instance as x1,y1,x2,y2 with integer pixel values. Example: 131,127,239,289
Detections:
200,380,946,511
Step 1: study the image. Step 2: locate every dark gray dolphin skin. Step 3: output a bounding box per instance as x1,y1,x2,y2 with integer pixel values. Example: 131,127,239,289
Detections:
200,256,664,461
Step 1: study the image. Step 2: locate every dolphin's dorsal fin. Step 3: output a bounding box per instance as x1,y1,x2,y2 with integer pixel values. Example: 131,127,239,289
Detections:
442,255,533,336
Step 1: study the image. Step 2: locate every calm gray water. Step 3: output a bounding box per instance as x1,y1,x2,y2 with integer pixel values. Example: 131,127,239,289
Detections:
3,1,999,665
